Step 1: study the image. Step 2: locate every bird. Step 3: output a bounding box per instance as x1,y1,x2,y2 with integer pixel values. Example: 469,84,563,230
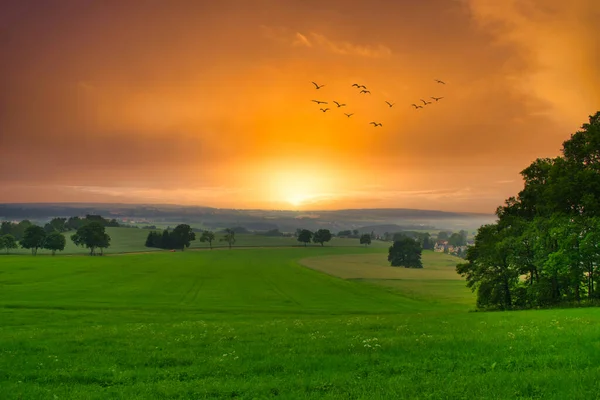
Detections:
312,81,325,89
385,101,395,107
434,79,445,84
360,90,371,94
411,104,423,109
351,83,361,88
344,113,354,118
370,122,382,127
420,99,432,105
358,85,367,89
320,108,330,112
431,96,444,101
333,101,346,107
311,100,327,105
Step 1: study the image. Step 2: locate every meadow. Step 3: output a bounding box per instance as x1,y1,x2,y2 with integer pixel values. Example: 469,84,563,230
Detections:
1,246,600,399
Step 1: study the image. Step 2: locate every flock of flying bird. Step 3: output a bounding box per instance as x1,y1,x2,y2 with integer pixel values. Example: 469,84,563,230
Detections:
309,79,446,127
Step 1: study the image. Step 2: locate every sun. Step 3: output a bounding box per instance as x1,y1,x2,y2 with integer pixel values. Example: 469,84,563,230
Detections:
265,167,332,209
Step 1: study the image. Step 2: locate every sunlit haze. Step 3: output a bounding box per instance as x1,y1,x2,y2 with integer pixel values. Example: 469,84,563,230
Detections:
1,0,598,212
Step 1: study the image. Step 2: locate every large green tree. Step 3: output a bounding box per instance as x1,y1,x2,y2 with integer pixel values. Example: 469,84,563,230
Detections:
44,232,66,255
170,224,196,250
360,233,371,247
388,236,423,268
0,234,18,254
297,229,313,247
312,229,332,246
20,225,46,255
458,111,600,310
71,222,111,256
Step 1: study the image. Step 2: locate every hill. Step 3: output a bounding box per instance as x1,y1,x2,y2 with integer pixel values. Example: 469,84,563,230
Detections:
0,202,496,233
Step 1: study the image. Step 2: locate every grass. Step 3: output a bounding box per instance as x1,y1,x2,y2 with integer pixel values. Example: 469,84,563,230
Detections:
1,247,600,399
3,227,389,256
300,250,475,306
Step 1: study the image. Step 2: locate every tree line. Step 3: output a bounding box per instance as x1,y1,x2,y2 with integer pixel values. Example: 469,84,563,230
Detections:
0,215,113,255
457,112,600,310
145,226,236,250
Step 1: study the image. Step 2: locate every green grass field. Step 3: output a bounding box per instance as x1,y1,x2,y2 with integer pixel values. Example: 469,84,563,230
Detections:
2,227,389,256
2,247,600,399
300,250,476,307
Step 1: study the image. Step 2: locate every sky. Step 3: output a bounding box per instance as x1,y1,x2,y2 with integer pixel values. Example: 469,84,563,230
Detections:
0,0,598,213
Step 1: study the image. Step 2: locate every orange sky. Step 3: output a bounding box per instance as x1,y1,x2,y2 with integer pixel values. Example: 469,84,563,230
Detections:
0,0,598,213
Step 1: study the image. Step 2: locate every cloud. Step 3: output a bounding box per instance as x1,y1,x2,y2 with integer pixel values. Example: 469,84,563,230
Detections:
463,0,600,127
260,25,392,58
292,32,311,48
307,32,392,58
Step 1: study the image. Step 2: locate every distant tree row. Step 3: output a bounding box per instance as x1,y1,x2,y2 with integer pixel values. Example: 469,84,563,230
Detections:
0,218,112,256
0,215,120,241
457,112,600,310
144,224,196,250
296,229,332,246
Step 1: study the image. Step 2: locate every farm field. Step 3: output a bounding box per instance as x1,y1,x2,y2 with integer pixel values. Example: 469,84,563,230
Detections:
3,227,389,256
1,248,600,399
300,250,475,306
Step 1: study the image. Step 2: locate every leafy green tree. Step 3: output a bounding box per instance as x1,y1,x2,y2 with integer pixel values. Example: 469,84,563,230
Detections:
297,229,313,247
199,230,215,249
422,234,432,250
71,222,110,256
360,233,371,246
161,230,172,249
20,225,46,255
448,232,466,247
0,234,18,254
437,231,450,240
170,224,196,250
145,231,162,248
312,229,332,246
44,232,66,255
220,228,236,249
45,217,67,233
388,236,423,268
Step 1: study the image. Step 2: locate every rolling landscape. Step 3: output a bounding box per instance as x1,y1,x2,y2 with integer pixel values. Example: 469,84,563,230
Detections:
1,0,599,399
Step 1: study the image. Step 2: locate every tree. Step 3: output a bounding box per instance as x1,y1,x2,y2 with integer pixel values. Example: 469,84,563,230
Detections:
71,222,110,256
44,232,66,255
352,229,359,237
66,216,85,231
448,232,466,247
437,231,450,240
312,229,332,246
422,234,432,250
360,233,371,246
20,225,46,255
45,217,67,233
297,229,313,247
199,230,216,249
220,228,236,249
0,234,17,254
145,231,162,248
170,224,196,250
388,236,423,268
456,223,519,310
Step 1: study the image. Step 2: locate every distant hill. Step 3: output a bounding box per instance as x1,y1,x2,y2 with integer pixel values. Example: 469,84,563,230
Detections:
355,224,435,235
0,203,496,232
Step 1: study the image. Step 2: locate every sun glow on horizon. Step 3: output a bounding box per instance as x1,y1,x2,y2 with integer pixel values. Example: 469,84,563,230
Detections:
264,164,341,208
